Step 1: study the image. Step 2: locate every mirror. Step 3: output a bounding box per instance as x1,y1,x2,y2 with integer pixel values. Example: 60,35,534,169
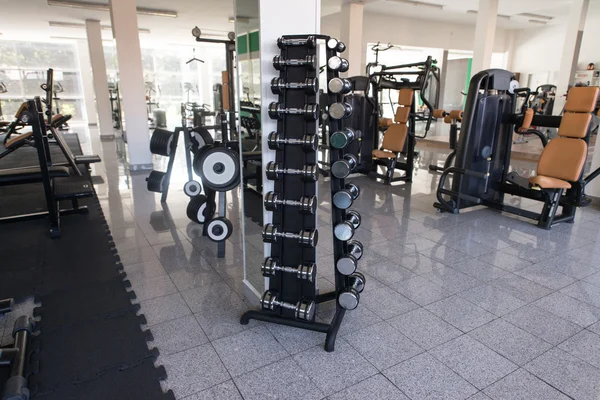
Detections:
236,0,264,301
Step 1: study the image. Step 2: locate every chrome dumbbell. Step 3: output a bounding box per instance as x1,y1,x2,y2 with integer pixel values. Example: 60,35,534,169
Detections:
328,77,352,95
336,240,363,275
326,37,346,53
277,36,316,49
267,132,317,152
262,224,318,247
334,210,361,241
271,78,319,95
261,257,316,282
331,153,358,179
327,56,349,72
330,128,356,149
268,102,319,121
273,55,317,71
261,290,315,320
338,272,366,310
332,183,360,210
329,102,353,120
265,162,318,182
264,192,317,214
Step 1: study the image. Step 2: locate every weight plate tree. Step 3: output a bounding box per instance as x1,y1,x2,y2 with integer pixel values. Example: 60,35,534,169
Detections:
241,34,357,352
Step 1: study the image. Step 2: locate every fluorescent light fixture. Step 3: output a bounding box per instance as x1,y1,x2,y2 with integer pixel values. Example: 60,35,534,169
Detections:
231,16,251,23
49,21,150,33
528,19,548,25
467,10,510,20
47,1,178,18
386,0,443,10
519,12,553,21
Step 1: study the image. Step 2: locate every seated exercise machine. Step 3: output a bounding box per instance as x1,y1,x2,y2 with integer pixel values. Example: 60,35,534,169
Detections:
0,299,33,400
0,98,95,237
434,69,600,229
428,109,462,173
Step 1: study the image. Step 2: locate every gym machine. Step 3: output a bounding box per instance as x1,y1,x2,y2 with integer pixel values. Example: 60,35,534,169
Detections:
428,109,462,173
241,34,366,352
108,82,122,130
0,299,33,400
434,69,600,229
0,81,8,122
51,81,69,131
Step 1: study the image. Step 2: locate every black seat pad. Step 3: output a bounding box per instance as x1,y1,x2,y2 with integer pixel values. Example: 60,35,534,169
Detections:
0,166,70,185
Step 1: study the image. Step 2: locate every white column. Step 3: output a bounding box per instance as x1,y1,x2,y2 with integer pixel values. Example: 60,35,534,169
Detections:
554,0,590,113
471,0,498,76
75,40,96,125
85,20,113,135
109,0,152,170
339,2,364,77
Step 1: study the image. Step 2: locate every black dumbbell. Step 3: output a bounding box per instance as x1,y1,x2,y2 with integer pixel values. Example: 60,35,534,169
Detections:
333,183,360,210
334,210,361,241
262,224,318,247
265,162,318,182
268,102,319,121
331,153,358,178
338,272,366,310
271,77,319,95
329,102,353,120
336,240,363,275
273,55,317,71
261,290,315,320
327,56,349,72
328,77,352,94
267,132,317,152
277,36,316,49
261,257,316,282
330,128,356,149
326,37,346,53
264,192,317,214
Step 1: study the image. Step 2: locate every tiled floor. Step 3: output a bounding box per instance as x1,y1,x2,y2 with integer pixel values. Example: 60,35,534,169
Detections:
31,124,600,399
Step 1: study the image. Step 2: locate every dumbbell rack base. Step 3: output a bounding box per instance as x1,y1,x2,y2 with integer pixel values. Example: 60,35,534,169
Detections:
240,291,345,352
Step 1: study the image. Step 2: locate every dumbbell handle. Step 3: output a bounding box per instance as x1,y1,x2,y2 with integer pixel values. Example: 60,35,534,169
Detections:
271,78,318,94
275,105,315,116
266,162,318,181
273,55,316,68
262,258,315,282
278,36,315,47
263,224,318,247
265,192,316,213
269,133,315,147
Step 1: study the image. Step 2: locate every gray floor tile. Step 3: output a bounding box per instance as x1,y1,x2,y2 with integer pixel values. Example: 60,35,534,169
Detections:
397,252,447,275
487,273,553,303
583,270,600,288
500,243,559,264
477,251,532,272
360,286,419,320
513,264,576,290
233,357,323,400
541,253,599,279
390,276,454,306
426,296,497,332
468,393,491,400
483,369,570,400
420,246,473,266
169,267,224,292
561,280,600,309
447,238,495,258
429,335,518,390
383,352,478,400
589,321,600,335
130,274,178,302
534,292,600,327
212,325,288,377
558,329,600,369
503,304,582,345
293,339,378,396
123,259,168,281
140,292,191,326
160,343,230,398
448,258,510,283
469,319,552,366
344,321,423,370
458,284,527,316
402,235,439,253
365,241,417,261
388,308,462,350
183,380,242,400
265,322,325,355
327,374,409,400
119,246,160,266
319,303,383,337
149,315,208,357
421,266,482,294
359,257,418,285
525,347,600,400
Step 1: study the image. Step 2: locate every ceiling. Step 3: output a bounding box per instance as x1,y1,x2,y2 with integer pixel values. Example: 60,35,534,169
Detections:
0,0,586,45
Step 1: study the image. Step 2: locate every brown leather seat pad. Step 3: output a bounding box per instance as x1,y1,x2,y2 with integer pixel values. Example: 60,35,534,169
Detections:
565,86,599,113
394,107,410,123
372,149,397,159
381,124,408,152
537,137,587,182
398,89,413,106
5,131,33,149
529,175,572,189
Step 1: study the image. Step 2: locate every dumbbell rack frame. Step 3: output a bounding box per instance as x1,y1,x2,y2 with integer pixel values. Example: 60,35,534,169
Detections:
241,34,347,352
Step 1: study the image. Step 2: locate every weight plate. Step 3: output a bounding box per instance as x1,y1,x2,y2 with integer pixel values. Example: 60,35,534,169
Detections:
190,127,214,152
183,180,202,197
194,146,240,191
146,170,166,193
206,217,233,242
186,195,215,224
150,129,174,156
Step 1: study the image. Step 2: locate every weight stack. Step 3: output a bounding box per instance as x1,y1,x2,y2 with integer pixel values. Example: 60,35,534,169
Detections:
263,35,320,321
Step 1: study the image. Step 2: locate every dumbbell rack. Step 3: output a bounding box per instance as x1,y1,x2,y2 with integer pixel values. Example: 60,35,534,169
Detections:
241,34,355,352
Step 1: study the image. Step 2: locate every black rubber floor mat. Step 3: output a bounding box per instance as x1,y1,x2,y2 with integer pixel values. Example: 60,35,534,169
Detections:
33,359,174,400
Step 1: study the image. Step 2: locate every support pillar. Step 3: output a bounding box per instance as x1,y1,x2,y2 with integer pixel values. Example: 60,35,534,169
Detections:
554,0,590,113
109,0,152,171
339,1,364,77
471,0,498,77
75,40,96,126
85,20,113,135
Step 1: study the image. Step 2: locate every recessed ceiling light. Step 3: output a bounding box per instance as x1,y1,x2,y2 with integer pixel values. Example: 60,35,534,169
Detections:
518,12,553,21
49,21,150,33
528,19,548,25
386,0,443,10
47,0,178,18
467,10,510,20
